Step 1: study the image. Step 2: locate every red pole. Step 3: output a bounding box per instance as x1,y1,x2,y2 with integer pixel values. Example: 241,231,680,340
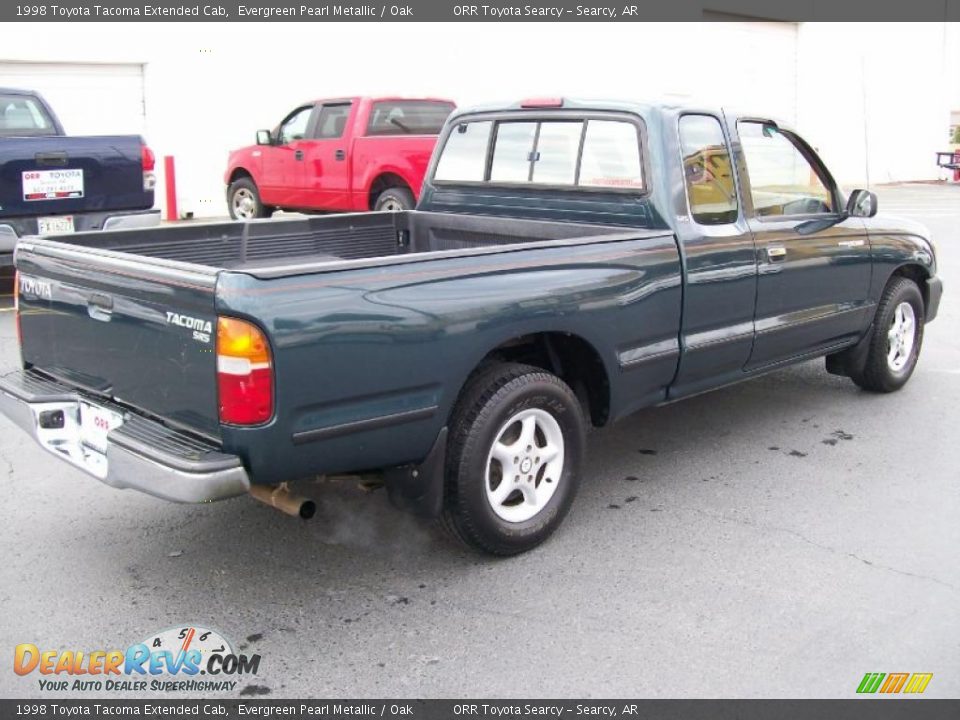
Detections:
954,152,960,183
164,155,178,221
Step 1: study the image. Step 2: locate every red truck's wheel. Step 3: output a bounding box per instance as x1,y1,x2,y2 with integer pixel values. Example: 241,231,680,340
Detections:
228,178,272,220
442,363,585,555
374,187,415,212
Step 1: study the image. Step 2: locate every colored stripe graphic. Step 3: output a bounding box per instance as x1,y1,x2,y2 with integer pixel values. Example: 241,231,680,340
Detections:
857,673,885,693
903,673,933,694
856,672,932,694
880,673,909,693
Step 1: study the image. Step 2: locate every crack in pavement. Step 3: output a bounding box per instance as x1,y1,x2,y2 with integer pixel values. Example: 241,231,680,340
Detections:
0,446,15,480
683,506,958,593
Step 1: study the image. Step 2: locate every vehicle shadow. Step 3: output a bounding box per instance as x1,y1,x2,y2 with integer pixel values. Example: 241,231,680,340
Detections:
86,357,897,598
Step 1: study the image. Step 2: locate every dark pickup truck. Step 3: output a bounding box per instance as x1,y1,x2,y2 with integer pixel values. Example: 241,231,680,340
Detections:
0,99,942,555
0,88,159,266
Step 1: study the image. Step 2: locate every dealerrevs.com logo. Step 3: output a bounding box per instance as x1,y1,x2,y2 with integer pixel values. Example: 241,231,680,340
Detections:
14,626,261,693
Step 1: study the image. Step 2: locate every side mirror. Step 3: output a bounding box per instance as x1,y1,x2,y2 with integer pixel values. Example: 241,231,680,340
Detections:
256,129,273,146
847,189,878,218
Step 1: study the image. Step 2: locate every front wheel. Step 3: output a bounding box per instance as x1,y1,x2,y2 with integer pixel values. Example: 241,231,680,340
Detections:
441,363,586,555
227,177,272,220
851,276,925,393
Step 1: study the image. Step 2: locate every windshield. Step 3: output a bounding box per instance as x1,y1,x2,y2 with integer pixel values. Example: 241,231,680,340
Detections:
0,94,57,137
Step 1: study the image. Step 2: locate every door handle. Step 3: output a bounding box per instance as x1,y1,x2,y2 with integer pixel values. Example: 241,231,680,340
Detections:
766,246,787,262
35,151,69,166
294,150,304,161
335,150,346,161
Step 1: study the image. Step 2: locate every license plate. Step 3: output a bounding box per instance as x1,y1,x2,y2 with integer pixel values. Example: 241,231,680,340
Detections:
37,215,75,234
79,402,124,454
22,169,84,202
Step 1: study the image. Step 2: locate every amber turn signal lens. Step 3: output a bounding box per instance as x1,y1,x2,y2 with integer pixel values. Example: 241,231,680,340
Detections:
217,317,271,364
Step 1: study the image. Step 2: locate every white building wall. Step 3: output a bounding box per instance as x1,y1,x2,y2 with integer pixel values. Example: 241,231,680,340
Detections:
796,22,959,188
1,21,956,217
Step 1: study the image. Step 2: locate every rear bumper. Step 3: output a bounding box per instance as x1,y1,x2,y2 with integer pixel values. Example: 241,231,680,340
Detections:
0,209,161,265
0,369,249,503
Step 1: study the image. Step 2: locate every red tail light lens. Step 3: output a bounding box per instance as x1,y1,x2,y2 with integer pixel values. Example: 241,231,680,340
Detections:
217,317,273,425
141,144,157,191
141,144,156,171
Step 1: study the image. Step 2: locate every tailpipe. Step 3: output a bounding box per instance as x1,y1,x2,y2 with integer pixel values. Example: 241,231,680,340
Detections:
249,483,316,519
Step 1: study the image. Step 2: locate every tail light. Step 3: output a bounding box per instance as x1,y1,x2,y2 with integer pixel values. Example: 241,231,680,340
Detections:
13,271,21,347
216,317,273,425
141,144,157,192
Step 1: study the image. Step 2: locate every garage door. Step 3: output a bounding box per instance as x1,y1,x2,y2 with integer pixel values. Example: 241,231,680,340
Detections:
698,19,799,124
0,61,145,136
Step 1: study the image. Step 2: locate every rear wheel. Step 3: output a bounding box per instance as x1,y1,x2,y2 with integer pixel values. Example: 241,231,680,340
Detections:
851,276,925,393
228,177,272,220
373,187,415,212
441,363,586,555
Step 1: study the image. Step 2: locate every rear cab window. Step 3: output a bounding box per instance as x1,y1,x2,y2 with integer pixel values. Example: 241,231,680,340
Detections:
366,100,455,136
678,114,738,224
0,94,56,137
433,113,645,192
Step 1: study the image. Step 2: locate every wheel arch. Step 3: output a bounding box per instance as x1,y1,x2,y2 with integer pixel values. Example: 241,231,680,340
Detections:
453,332,612,428
227,167,254,185
367,171,414,209
889,263,932,313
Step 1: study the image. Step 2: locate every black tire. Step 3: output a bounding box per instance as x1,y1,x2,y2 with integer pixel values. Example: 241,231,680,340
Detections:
441,363,586,556
851,276,925,393
227,177,272,220
373,187,415,212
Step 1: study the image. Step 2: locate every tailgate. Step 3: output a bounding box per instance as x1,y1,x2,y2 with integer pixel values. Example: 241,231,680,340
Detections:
15,238,222,440
0,135,150,219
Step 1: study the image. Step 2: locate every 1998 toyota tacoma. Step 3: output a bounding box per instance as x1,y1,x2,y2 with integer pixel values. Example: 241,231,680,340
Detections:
0,99,942,554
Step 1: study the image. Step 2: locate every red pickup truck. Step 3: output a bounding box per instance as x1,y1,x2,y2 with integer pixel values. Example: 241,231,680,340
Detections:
225,96,455,218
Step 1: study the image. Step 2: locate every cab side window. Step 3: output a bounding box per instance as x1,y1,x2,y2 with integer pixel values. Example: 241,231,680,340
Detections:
738,121,834,216
679,115,738,224
314,104,352,139
278,106,313,145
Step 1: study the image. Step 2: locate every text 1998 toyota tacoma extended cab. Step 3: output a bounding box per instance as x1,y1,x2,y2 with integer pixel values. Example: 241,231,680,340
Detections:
1,99,942,554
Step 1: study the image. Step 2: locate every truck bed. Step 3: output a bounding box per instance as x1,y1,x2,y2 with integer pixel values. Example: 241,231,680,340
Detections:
15,210,671,446
28,210,635,277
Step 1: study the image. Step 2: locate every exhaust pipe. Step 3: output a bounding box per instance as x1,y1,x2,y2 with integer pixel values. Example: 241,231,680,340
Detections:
249,484,316,519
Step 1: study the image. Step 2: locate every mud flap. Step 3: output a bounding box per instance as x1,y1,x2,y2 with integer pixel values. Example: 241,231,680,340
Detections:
384,427,447,518
826,323,874,378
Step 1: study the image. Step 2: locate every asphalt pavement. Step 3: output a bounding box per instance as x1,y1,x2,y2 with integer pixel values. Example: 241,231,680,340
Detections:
0,184,957,699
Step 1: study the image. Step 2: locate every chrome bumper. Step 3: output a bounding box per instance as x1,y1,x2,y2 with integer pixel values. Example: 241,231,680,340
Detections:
101,209,161,230
0,224,16,253
0,369,249,503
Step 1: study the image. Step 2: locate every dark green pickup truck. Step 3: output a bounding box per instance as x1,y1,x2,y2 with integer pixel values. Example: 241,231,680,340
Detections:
0,99,942,554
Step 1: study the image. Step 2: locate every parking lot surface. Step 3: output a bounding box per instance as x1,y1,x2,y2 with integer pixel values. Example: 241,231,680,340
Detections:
0,184,957,699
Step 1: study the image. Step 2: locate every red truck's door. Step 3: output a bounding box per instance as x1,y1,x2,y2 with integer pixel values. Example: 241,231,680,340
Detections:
298,102,354,210
258,104,315,207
